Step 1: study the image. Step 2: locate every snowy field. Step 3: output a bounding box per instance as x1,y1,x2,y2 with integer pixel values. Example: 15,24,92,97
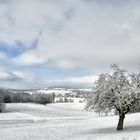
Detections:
0,103,140,140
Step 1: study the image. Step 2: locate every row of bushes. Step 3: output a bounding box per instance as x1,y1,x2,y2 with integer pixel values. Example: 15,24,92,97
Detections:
0,92,54,104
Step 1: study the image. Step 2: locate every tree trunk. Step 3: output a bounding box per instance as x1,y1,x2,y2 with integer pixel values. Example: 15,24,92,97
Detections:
117,114,125,130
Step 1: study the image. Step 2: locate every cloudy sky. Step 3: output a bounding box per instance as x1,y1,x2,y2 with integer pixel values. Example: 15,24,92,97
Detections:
0,0,140,89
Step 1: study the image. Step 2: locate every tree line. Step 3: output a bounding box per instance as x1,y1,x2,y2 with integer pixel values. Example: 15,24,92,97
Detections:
0,91,54,104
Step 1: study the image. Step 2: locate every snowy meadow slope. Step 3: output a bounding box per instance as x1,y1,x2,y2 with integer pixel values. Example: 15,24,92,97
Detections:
0,103,140,140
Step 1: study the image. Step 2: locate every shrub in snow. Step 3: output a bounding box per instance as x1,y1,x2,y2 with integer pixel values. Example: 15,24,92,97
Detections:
0,97,5,112
0,103,5,112
86,64,140,130
32,93,54,104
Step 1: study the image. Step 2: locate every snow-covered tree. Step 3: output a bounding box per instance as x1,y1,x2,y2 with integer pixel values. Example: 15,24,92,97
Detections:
86,64,140,130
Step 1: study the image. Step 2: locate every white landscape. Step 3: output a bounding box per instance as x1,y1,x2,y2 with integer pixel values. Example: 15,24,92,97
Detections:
0,0,140,140
0,103,139,140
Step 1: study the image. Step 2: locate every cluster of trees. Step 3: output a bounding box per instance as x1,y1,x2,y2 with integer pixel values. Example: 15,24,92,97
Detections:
86,64,140,130
0,92,54,104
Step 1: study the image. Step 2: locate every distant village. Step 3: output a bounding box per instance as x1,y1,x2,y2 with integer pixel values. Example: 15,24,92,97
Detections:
26,88,92,103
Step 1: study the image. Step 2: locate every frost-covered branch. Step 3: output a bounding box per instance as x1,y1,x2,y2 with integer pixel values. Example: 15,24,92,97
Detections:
85,64,140,130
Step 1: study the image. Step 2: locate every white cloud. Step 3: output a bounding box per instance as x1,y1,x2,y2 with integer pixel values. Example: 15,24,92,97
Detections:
0,69,35,81
68,75,98,84
12,71,35,82
0,70,19,81
0,71,12,80
9,0,140,71
13,51,46,66
0,0,80,47
0,69,36,89
45,75,98,88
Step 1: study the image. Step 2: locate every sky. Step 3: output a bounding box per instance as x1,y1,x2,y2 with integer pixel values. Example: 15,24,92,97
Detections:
0,0,140,89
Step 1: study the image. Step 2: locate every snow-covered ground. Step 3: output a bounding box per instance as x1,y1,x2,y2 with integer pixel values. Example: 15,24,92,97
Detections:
0,103,140,140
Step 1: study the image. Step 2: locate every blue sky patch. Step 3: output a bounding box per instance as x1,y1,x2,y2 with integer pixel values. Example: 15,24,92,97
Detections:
0,42,25,58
